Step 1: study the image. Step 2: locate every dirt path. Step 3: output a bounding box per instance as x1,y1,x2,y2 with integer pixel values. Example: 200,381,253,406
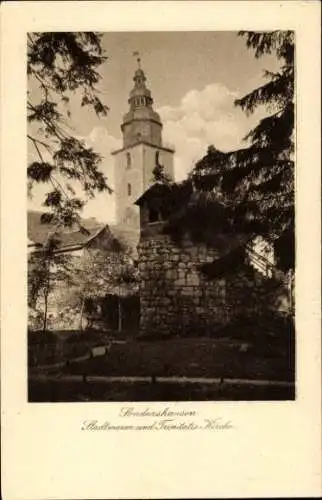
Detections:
30,343,114,371
29,372,294,387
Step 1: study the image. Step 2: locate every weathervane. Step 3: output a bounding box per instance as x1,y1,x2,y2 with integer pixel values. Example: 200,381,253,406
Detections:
133,51,141,69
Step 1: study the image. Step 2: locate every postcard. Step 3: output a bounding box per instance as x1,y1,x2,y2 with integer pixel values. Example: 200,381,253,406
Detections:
1,1,321,498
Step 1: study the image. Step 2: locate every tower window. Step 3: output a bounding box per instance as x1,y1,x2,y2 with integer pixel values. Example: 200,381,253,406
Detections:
155,151,160,165
126,152,131,169
127,183,132,196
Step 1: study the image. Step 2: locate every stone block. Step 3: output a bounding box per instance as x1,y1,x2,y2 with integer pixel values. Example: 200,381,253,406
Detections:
164,270,173,280
187,246,198,256
198,246,207,255
186,274,199,286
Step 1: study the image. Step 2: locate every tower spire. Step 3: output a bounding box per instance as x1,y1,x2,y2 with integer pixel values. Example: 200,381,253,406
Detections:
120,56,165,148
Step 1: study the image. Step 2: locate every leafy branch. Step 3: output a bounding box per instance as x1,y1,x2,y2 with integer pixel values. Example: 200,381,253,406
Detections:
27,32,111,228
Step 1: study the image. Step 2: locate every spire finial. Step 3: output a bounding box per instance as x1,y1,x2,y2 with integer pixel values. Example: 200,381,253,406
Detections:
133,51,141,69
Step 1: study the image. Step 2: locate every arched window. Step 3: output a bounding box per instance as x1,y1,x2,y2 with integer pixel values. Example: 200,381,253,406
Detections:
127,183,132,196
126,152,131,169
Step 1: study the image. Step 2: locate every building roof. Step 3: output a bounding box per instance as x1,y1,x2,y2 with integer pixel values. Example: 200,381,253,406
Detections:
109,225,139,251
53,226,107,249
134,182,254,256
27,211,121,253
134,181,192,208
134,182,171,206
28,211,102,242
111,141,175,155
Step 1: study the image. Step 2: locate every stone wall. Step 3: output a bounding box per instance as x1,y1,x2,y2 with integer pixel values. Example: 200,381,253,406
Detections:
138,234,228,335
138,233,287,336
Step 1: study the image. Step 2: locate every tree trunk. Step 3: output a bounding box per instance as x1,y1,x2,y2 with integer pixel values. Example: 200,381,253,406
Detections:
43,289,49,335
117,296,122,333
79,295,85,332
42,265,51,336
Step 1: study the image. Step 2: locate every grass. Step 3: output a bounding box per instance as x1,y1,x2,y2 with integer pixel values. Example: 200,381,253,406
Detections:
60,336,294,382
29,327,294,382
28,328,131,366
28,317,295,403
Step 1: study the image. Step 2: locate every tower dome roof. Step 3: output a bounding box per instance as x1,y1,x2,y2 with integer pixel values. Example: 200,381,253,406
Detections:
122,107,162,125
129,86,152,99
121,59,163,148
134,67,145,78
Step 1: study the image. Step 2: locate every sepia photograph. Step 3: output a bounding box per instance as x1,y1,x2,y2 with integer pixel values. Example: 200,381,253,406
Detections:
2,2,321,499
27,30,295,403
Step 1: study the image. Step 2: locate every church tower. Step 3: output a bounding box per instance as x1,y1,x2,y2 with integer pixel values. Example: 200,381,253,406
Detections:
112,57,175,234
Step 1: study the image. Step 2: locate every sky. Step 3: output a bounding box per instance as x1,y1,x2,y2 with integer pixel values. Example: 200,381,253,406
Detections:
28,31,280,223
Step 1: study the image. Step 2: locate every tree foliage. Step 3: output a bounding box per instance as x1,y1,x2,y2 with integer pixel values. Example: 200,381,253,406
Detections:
72,247,139,330
28,235,74,332
191,31,295,271
151,157,171,184
27,32,111,228
75,248,139,299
